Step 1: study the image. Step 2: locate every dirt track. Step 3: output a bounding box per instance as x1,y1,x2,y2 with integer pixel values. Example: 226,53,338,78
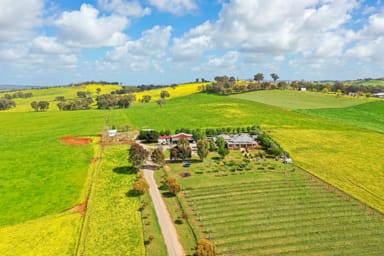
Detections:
143,166,185,256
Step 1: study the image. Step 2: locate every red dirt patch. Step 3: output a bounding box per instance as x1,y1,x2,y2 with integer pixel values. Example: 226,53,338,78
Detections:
68,199,88,216
179,172,192,178
60,136,92,145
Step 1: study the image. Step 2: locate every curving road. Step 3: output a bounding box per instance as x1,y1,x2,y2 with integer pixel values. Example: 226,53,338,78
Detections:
143,165,185,256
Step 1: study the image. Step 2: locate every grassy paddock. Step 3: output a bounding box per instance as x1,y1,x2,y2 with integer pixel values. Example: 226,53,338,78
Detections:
230,90,373,109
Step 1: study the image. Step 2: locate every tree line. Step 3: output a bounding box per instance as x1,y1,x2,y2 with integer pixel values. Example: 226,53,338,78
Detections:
199,73,383,96
3,91,33,99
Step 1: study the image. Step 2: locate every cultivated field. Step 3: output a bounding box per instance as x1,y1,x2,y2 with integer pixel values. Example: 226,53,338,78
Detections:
78,145,145,256
160,151,384,255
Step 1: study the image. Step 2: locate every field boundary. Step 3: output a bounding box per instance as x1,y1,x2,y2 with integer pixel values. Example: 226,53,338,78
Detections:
297,165,384,218
74,114,110,256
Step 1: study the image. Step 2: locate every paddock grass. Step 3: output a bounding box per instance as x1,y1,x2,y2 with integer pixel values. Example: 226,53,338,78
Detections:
0,110,106,226
0,213,80,256
230,90,372,109
161,152,384,255
79,145,145,256
298,101,384,133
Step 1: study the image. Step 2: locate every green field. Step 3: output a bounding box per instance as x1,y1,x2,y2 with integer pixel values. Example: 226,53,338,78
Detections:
0,111,108,225
298,101,384,133
230,90,372,109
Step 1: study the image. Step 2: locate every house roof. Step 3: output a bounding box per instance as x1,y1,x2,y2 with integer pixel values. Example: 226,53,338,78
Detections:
218,133,257,145
172,133,193,139
159,135,172,139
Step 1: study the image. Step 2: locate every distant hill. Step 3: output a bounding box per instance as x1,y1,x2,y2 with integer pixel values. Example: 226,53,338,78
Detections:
0,85,33,92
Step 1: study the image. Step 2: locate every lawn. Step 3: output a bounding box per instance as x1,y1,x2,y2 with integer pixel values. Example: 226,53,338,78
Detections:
0,110,106,225
230,90,372,109
160,151,384,255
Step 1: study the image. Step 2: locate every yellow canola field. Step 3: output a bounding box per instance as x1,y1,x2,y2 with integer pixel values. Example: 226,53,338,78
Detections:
0,213,80,256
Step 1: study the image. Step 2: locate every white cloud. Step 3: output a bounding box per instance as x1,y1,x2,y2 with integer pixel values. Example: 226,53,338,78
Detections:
104,25,172,71
196,51,239,72
172,0,359,61
54,4,129,48
148,0,198,15
0,0,44,42
98,0,151,17
32,36,69,54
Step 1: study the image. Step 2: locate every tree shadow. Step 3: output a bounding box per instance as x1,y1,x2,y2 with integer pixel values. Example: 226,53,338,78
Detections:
162,192,176,198
211,156,221,161
113,166,136,175
126,189,141,197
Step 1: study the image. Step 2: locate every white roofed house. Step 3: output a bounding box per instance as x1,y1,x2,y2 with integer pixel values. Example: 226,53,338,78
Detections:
217,133,258,150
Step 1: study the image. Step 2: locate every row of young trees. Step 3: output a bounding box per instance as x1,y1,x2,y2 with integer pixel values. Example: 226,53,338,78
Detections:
3,91,33,99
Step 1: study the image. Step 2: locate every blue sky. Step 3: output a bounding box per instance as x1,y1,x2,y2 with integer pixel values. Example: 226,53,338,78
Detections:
0,0,384,86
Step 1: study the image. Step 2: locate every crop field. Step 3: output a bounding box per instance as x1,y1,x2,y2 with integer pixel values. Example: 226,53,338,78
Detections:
230,90,373,109
184,172,384,255
0,213,80,256
78,145,145,256
298,101,384,133
0,110,107,225
134,82,208,102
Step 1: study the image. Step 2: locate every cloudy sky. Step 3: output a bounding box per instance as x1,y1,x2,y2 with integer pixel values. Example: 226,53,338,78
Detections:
0,0,383,85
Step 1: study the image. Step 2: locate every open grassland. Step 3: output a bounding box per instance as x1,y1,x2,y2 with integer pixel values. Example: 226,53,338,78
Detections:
298,101,384,133
79,145,145,256
161,152,384,255
230,90,372,109
0,213,80,256
0,110,107,225
108,93,339,131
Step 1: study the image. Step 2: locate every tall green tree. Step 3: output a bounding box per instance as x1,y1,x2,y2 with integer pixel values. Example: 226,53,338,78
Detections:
254,73,264,83
216,136,229,159
128,143,148,170
31,101,39,111
197,140,210,162
38,101,49,111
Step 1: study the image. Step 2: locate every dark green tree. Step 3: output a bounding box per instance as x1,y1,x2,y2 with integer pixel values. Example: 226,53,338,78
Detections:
270,73,279,83
177,138,192,160
254,73,264,83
